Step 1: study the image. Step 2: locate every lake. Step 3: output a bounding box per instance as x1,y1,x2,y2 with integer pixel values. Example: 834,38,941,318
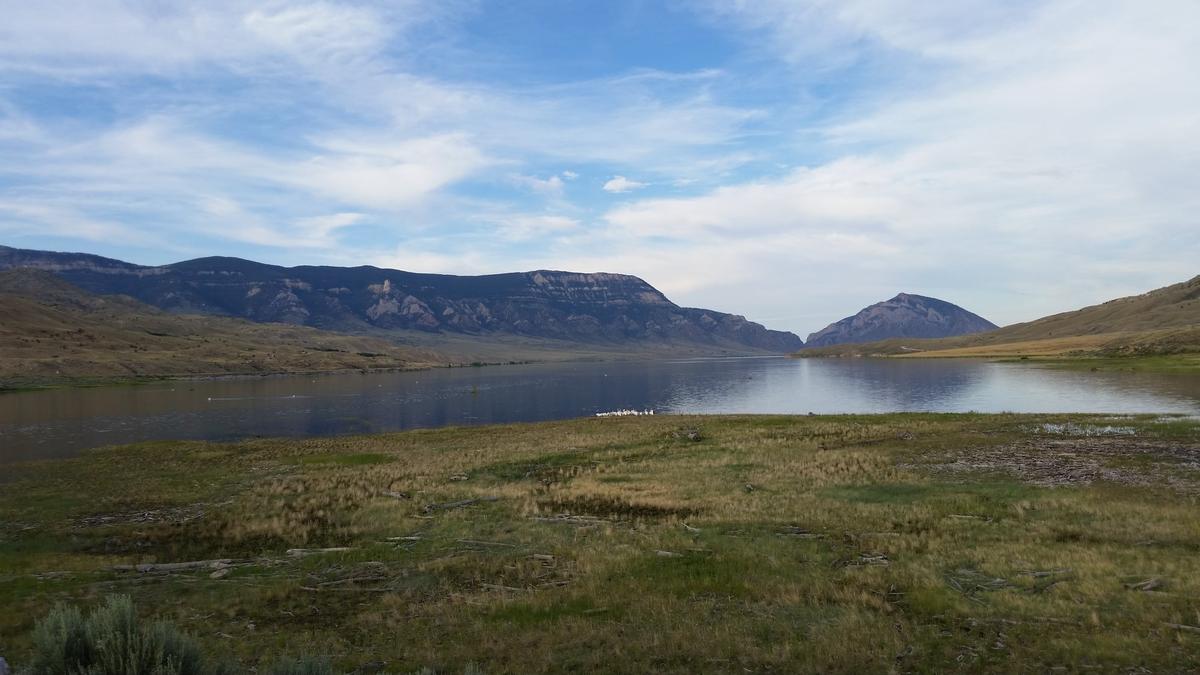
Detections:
3,356,1199,463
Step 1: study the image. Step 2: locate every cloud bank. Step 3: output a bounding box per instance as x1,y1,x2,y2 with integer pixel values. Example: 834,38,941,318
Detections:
0,1,1196,334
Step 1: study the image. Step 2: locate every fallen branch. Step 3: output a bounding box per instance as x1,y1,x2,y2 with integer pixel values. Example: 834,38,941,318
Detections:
1020,569,1073,578
481,583,528,592
1126,578,1165,592
113,559,232,573
299,585,392,593
422,496,499,514
286,547,352,557
532,514,608,525
778,526,824,539
457,539,517,548
317,575,387,587
1165,623,1200,634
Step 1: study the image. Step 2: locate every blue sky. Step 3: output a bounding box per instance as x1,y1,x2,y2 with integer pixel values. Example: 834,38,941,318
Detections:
1,1,1197,336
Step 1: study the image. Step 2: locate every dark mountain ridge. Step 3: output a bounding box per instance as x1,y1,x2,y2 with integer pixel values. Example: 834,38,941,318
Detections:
0,268,439,385
799,274,1200,358
805,292,997,348
0,245,804,352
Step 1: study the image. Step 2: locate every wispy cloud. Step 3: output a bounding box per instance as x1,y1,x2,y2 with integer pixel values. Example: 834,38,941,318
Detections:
0,1,1196,334
602,176,647,194
577,0,1200,328
513,174,566,197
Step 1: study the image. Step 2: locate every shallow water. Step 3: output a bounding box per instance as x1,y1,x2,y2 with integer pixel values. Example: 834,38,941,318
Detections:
2,356,1198,463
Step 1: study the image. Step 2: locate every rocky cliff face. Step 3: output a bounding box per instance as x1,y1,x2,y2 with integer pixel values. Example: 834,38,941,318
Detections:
0,246,804,352
805,293,997,348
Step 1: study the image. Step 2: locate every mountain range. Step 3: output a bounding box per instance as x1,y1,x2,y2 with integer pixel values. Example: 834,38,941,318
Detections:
0,268,439,386
0,245,804,354
800,275,1200,358
804,293,997,348
5,244,1193,380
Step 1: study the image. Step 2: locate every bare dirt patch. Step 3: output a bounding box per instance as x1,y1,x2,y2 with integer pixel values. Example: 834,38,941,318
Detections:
924,437,1200,491
536,495,697,520
73,501,226,528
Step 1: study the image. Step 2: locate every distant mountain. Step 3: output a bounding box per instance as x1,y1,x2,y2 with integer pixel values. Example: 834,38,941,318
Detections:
799,276,1200,358
0,246,804,353
804,293,997,348
0,269,440,386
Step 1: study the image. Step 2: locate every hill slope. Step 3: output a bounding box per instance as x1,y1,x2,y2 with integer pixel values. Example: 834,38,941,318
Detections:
0,246,803,353
799,275,1200,358
0,269,441,386
804,293,997,348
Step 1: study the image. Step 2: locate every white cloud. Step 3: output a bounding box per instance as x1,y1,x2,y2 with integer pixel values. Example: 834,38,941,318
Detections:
2,0,1198,337
497,214,580,239
513,174,565,196
0,200,155,245
293,212,366,242
602,175,647,194
0,1,443,77
4,115,489,214
368,247,494,275
578,0,1200,331
292,133,490,209
242,3,390,67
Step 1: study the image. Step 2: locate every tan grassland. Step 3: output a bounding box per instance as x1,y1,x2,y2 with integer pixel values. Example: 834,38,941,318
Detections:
2,414,1199,673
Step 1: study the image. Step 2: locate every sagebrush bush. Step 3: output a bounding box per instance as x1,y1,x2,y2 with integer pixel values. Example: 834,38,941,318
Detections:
28,595,218,675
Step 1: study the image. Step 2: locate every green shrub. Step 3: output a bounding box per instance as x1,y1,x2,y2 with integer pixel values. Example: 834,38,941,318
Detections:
23,595,486,675
28,595,220,675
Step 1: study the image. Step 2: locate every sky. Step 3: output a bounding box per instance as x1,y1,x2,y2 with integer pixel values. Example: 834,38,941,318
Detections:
0,1,1197,338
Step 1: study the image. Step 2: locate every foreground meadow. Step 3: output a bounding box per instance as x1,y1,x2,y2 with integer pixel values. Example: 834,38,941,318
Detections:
2,414,1199,673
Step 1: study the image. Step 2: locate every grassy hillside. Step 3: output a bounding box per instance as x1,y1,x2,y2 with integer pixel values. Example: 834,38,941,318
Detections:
0,269,442,388
2,414,1199,673
799,275,1200,361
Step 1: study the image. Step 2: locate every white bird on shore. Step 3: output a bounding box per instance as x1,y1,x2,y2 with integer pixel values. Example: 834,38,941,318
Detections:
595,409,655,417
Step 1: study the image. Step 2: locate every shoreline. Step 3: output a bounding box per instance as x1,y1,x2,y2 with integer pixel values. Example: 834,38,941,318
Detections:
2,413,1198,672
8,348,1197,394
0,358,573,394
793,350,1200,371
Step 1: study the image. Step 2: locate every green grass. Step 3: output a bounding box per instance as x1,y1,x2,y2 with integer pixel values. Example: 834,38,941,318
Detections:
1007,353,1200,372
294,453,394,466
2,414,1200,673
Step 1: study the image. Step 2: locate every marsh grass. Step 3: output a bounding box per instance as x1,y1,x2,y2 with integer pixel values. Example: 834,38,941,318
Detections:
2,414,1199,673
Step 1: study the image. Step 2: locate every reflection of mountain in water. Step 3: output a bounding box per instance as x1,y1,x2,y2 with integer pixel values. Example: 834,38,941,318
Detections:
663,358,985,413
812,359,985,411
2,357,1198,463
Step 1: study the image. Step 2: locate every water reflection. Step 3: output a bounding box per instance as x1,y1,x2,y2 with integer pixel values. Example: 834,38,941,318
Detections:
1,357,1197,463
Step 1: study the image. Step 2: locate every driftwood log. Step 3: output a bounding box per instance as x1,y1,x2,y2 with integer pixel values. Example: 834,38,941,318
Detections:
112,559,232,573
422,496,499,514
286,547,353,557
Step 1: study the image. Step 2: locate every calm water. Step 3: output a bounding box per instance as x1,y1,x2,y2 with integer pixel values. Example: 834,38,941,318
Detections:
2,357,1199,463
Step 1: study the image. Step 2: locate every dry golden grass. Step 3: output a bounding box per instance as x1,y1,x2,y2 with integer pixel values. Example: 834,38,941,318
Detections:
2,414,1199,673
892,333,1124,357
